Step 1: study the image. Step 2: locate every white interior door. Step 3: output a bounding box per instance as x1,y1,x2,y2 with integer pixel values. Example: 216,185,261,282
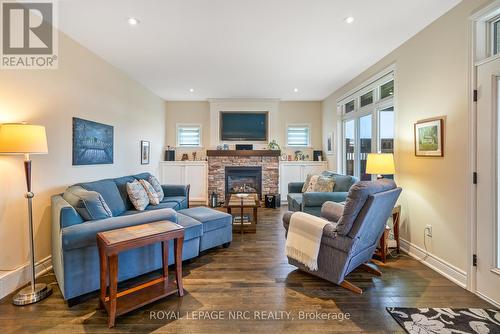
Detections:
476,56,500,306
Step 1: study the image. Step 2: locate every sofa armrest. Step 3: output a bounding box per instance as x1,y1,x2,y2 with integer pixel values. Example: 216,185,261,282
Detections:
61,208,178,251
162,184,190,197
321,201,344,223
288,182,304,194
302,192,348,207
51,195,84,229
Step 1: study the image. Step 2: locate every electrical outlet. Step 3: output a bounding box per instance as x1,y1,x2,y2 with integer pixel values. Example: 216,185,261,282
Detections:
425,225,432,237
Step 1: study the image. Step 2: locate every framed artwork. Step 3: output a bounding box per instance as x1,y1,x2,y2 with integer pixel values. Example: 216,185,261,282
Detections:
72,118,114,165
141,140,150,165
327,131,334,155
414,117,444,157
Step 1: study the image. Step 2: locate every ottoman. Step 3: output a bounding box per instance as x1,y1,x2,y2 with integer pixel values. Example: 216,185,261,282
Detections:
178,207,233,251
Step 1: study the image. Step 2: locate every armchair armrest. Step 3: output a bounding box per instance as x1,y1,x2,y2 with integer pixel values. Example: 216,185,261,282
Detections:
302,192,348,207
288,182,304,194
321,201,344,223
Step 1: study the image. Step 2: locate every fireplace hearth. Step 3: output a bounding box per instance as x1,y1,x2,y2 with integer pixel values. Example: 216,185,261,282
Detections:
225,166,262,198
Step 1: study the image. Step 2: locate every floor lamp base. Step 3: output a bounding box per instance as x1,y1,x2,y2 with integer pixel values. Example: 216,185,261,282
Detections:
12,283,52,306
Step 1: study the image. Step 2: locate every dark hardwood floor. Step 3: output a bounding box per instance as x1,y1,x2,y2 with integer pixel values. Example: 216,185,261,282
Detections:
0,207,493,333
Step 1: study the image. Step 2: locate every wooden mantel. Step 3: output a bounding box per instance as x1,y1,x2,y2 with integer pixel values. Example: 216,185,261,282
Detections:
206,150,281,157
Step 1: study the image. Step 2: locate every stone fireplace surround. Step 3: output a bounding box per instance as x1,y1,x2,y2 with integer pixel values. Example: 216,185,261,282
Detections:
207,151,279,203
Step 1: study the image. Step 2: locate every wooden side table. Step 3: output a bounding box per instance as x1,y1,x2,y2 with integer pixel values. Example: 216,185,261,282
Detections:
375,205,401,263
96,221,184,328
226,194,259,234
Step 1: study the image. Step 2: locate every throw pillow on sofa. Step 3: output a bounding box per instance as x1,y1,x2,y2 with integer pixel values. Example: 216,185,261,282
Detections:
148,175,165,201
305,175,335,192
139,179,160,205
62,186,113,221
302,173,313,192
127,180,149,211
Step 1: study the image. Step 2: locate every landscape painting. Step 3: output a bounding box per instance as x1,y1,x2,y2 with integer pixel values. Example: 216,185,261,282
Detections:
414,118,443,157
73,118,114,165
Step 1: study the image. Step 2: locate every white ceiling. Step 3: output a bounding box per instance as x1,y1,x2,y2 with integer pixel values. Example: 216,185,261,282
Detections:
58,0,461,101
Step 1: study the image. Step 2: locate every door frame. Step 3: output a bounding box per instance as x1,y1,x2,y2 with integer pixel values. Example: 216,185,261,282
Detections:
468,0,500,305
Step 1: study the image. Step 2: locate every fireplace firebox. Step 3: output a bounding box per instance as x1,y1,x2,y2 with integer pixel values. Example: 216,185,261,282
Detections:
225,166,262,198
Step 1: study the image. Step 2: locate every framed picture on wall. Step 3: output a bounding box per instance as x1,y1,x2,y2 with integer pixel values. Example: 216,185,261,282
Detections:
326,131,334,155
72,117,114,165
414,117,444,157
141,140,150,164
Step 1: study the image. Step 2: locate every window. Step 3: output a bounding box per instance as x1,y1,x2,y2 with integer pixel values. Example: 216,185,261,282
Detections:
177,124,201,147
339,70,395,179
287,125,310,147
360,91,373,107
380,80,394,99
493,18,500,55
345,100,355,113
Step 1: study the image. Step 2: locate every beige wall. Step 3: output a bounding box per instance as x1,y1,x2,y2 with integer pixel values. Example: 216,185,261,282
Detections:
0,32,167,270
322,0,489,272
165,100,322,159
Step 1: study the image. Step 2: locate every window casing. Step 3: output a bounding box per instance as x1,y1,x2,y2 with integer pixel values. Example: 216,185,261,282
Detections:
339,71,395,179
177,124,202,147
287,124,311,147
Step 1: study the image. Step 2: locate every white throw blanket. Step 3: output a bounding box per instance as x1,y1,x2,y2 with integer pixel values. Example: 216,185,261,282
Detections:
285,212,329,271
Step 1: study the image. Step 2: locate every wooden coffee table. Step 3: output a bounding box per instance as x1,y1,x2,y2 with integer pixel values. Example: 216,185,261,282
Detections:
96,221,184,327
226,193,259,234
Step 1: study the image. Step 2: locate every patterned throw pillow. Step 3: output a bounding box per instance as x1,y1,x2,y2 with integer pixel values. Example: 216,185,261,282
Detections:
302,173,314,192
148,175,164,201
140,179,160,205
127,180,149,211
305,175,335,193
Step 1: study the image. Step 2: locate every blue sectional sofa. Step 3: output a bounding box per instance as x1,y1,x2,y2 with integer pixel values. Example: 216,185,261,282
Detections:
51,172,232,302
287,171,358,216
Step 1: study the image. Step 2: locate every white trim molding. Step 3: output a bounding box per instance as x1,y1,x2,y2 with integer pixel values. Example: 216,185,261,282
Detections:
400,238,468,288
0,255,53,300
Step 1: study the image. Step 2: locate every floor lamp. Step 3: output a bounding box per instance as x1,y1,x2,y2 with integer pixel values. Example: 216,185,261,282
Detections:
0,123,52,305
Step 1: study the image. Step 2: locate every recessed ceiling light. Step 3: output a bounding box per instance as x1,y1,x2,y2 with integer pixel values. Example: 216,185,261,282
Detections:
344,16,355,24
127,17,140,26
293,88,299,92
189,88,195,93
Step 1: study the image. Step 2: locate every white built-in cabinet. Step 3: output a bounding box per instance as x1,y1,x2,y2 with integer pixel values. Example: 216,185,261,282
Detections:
279,161,328,203
159,161,208,204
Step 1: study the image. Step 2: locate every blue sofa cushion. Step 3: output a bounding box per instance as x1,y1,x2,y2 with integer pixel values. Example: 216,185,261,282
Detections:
113,176,136,211
176,213,203,240
133,172,152,181
178,207,232,233
62,186,112,221
162,196,187,207
287,193,302,212
146,202,179,211
79,179,126,216
61,208,178,251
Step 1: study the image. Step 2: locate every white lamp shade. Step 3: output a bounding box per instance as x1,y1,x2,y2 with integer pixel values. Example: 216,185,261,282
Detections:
366,153,395,175
0,124,48,154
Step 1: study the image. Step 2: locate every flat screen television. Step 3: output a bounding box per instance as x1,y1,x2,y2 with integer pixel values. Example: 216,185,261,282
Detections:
220,112,268,141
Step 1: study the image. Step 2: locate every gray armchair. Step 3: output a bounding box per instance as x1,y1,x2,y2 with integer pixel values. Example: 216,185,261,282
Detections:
283,179,402,294
287,172,358,216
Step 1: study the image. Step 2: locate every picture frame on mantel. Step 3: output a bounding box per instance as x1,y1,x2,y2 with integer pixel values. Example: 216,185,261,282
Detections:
141,140,150,164
414,117,444,157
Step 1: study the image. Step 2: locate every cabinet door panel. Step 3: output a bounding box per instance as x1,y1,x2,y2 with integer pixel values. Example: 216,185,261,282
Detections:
303,163,327,178
160,165,184,185
185,165,207,202
280,164,303,201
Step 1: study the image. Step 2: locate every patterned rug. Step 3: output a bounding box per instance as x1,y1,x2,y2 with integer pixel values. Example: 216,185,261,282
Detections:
387,308,500,334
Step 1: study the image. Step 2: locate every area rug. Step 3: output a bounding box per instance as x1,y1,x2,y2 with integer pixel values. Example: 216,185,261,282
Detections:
387,307,500,334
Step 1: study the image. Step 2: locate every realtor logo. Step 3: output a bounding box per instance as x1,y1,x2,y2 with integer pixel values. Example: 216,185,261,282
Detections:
1,0,58,69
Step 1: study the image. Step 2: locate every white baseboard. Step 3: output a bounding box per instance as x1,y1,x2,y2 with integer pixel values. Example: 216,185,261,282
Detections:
476,291,500,309
400,238,468,288
0,256,53,300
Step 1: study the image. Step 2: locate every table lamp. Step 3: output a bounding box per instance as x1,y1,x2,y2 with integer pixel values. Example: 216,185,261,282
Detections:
0,123,52,305
366,153,395,179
